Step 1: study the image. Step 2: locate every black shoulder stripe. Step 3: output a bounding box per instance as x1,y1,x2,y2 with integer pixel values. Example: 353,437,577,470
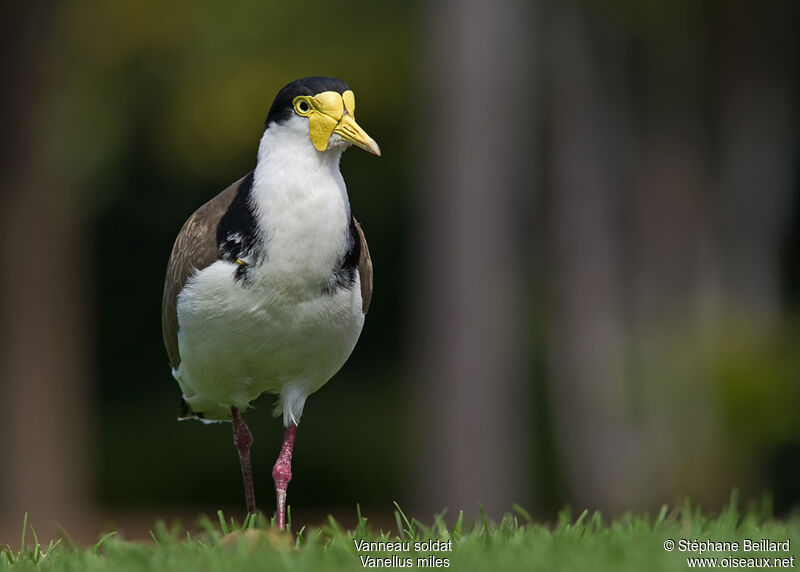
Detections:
342,215,361,275
323,216,360,295
216,172,266,274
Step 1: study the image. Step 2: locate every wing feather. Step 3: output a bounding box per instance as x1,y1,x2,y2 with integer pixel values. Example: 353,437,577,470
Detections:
353,218,372,314
161,173,250,369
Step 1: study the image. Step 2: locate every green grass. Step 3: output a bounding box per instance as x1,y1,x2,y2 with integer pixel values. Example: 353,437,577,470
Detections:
2,495,798,571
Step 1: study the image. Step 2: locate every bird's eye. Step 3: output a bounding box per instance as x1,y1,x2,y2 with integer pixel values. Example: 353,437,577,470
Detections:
294,98,311,115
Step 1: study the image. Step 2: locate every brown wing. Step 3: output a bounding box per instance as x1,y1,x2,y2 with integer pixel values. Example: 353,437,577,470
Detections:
354,218,373,314
161,173,250,369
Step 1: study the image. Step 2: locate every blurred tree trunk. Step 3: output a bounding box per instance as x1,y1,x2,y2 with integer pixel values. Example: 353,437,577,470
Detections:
411,0,533,518
626,3,722,505
717,2,797,324
547,1,798,512
546,2,644,512
629,1,798,505
0,0,94,525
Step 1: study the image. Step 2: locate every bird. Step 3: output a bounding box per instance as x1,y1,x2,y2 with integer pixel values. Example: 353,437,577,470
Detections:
161,76,378,530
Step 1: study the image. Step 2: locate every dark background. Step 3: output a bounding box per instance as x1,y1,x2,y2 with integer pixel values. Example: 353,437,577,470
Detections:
1,0,798,542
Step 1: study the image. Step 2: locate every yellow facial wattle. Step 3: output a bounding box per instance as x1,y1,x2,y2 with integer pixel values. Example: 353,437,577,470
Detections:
292,90,380,155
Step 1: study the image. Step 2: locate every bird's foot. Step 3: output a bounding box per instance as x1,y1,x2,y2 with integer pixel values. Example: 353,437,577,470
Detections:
272,424,297,530
231,406,257,516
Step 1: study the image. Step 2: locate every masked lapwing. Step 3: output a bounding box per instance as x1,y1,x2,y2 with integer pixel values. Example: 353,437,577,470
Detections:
161,76,377,530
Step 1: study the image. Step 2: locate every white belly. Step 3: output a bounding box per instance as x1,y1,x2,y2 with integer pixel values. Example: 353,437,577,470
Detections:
173,259,365,424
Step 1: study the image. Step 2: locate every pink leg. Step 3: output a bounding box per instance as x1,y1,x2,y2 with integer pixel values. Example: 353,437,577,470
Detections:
272,424,297,530
231,406,256,516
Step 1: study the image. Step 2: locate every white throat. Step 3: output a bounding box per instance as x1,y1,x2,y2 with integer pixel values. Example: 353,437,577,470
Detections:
249,117,352,297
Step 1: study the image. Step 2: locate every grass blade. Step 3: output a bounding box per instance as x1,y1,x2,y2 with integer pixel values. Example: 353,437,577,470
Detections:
393,501,414,540
92,531,117,555
453,510,464,540
511,503,533,524
479,504,490,536
217,510,230,536
20,512,28,555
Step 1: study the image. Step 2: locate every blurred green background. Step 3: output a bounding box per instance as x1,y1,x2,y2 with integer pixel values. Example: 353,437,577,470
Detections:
1,0,798,541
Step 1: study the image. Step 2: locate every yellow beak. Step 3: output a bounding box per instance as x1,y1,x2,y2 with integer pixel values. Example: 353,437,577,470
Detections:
334,114,381,156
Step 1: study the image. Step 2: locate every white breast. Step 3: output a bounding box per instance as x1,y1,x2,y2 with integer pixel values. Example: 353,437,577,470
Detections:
251,121,351,298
